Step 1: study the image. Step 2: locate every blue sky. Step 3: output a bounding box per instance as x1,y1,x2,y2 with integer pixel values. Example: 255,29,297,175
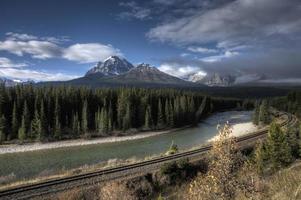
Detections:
1,0,301,82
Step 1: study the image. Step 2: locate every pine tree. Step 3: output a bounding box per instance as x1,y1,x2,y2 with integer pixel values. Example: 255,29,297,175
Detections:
95,108,101,133
0,115,6,143
72,112,80,136
253,101,260,125
11,101,18,139
108,102,113,132
286,126,299,158
259,100,270,125
81,100,88,134
18,115,26,143
169,101,174,127
54,96,61,139
265,121,293,170
144,105,152,130
117,92,127,130
31,110,42,141
157,99,165,129
122,103,131,131
23,100,30,136
40,100,47,137
254,141,266,175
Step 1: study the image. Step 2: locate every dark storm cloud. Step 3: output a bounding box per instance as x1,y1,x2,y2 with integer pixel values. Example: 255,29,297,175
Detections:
148,0,301,47
160,48,301,79
118,0,301,80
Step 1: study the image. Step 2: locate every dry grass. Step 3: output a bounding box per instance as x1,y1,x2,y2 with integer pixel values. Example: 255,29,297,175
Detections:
57,186,101,200
263,161,301,200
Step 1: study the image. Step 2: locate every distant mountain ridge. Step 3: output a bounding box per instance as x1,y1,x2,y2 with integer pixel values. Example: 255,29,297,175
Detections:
55,57,190,87
0,77,19,87
33,55,301,88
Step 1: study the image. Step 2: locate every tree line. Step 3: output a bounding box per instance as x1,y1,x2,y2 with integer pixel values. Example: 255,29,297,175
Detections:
252,99,271,125
0,85,243,143
270,91,301,118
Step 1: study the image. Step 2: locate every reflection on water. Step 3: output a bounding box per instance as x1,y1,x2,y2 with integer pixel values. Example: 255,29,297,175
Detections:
0,111,252,184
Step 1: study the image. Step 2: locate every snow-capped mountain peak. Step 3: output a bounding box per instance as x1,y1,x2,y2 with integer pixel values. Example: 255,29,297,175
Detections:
134,63,160,72
188,71,206,82
85,56,134,76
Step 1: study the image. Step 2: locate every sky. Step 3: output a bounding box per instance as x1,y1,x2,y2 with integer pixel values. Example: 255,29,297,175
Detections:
0,0,301,82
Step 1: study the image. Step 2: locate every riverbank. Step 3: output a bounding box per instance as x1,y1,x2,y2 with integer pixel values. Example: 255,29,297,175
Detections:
208,122,260,142
0,121,259,155
0,127,188,155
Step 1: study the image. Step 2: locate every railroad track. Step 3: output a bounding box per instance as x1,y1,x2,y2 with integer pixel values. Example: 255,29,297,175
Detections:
0,111,296,200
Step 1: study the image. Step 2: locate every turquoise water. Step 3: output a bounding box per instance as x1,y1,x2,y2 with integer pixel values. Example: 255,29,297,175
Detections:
0,111,252,184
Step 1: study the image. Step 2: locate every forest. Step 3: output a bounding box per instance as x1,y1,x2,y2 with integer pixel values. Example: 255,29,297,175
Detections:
0,85,252,143
270,91,301,118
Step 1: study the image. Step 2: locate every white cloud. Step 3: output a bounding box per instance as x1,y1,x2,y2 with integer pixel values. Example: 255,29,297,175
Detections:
180,53,190,57
6,32,38,41
0,40,62,59
158,62,204,78
0,57,28,68
0,57,78,81
63,43,123,63
201,51,239,62
5,32,70,43
119,1,151,20
0,67,78,82
188,46,218,53
0,33,122,63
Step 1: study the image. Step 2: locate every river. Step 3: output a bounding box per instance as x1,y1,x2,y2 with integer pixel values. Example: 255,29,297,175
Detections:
0,111,254,186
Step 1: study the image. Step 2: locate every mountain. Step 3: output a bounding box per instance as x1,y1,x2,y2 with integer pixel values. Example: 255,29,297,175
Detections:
194,73,236,87
0,77,21,87
43,62,190,87
85,56,134,77
110,63,188,85
188,72,206,82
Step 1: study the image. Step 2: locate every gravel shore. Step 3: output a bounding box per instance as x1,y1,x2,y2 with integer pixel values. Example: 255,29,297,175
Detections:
0,128,182,155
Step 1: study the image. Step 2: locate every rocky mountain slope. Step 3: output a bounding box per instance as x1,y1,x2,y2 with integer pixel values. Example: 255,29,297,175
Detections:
110,63,187,84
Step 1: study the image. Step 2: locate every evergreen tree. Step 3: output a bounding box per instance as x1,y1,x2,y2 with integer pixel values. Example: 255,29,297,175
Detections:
40,100,47,137
54,96,61,139
0,115,6,143
11,101,18,139
18,115,26,143
157,99,165,129
144,105,152,130
95,108,101,133
164,100,170,127
259,100,270,125
122,103,131,131
254,141,266,175
265,121,293,170
81,100,88,134
102,108,110,134
31,110,42,141
253,101,260,125
286,126,299,158
23,100,30,136
169,101,174,127
108,102,113,132
72,112,80,136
